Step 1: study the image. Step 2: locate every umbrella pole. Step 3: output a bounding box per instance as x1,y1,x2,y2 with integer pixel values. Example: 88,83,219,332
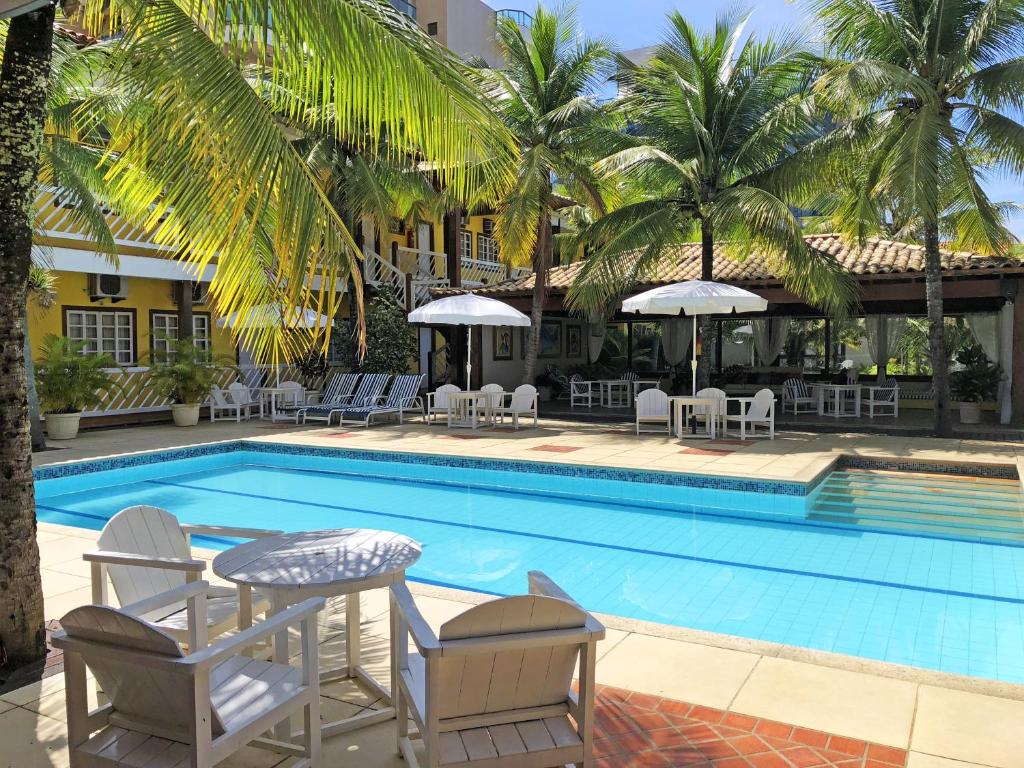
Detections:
691,319,698,395
466,326,473,389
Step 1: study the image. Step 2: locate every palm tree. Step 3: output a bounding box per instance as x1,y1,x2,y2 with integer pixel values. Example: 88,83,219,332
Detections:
809,0,1024,435
486,4,616,384
567,12,856,389
0,0,513,668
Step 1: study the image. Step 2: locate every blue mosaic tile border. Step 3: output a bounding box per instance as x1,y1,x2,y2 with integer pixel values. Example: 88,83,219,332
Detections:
33,440,245,481
33,439,810,496
837,455,1019,479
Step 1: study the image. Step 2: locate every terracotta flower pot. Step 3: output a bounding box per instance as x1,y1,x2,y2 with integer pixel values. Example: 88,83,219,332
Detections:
171,403,201,427
45,412,81,440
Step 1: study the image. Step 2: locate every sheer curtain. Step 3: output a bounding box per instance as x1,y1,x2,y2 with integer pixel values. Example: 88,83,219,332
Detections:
587,313,608,364
751,318,787,366
966,312,1005,414
863,315,907,382
661,317,693,367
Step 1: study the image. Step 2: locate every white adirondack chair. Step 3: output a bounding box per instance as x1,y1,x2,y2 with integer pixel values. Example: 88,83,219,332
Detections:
227,381,264,419
84,506,281,648
569,375,595,409
391,571,605,768
493,384,539,429
426,384,461,425
782,378,815,414
55,581,323,768
209,387,249,423
725,387,776,439
866,378,900,418
694,387,727,434
480,383,505,423
636,388,670,434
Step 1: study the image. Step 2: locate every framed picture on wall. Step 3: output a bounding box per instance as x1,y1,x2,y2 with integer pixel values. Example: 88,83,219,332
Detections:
493,326,514,361
566,325,583,358
538,320,562,358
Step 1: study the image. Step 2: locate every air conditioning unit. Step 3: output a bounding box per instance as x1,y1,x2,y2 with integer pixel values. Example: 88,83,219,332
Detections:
89,274,127,302
482,218,495,235
171,282,210,305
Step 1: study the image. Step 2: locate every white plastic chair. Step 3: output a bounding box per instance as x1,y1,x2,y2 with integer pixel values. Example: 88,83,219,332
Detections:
494,384,539,429
426,384,461,425
866,378,900,418
391,571,604,768
726,387,776,439
480,383,505,423
84,505,280,648
55,584,323,768
782,378,815,414
570,374,595,409
636,388,670,434
227,381,263,419
209,386,248,423
694,387,727,434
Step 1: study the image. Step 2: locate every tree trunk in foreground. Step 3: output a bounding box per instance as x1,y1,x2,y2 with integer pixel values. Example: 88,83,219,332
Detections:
695,218,716,392
25,331,46,452
923,221,952,437
522,214,553,386
0,5,55,671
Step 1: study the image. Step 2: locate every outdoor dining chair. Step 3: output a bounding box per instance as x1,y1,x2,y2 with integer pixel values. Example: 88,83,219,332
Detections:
426,384,461,424
782,378,816,414
866,378,900,418
726,388,776,439
636,388,671,434
493,384,539,429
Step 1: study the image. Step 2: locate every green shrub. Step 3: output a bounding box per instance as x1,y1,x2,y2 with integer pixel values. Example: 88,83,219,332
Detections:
34,335,116,414
145,336,231,404
950,344,1001,403
333,290,417,375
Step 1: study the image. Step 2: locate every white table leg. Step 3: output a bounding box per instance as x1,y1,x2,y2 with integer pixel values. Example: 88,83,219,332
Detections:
817,386,825,416
345,591,360,672
270,589,292,741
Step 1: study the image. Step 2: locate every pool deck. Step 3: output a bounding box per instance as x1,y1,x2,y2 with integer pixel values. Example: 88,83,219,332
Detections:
14,419,1024,767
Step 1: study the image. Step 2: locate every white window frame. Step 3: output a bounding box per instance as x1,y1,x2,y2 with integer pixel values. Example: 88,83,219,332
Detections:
461,229,473,260
477,233,499,263
151,312,212,362
66,309,135,365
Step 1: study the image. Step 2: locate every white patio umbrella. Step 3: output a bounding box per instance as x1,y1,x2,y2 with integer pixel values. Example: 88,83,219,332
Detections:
408,294,530,385
622,281,768,394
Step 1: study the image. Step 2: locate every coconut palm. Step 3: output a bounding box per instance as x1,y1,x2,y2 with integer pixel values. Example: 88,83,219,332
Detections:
486,4,617,384
567,12,856,389
0,0,513,668
808,0,1024,435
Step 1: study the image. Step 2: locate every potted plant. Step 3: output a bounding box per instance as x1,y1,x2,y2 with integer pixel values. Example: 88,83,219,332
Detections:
950,344,1001,424
34,335,116,440
145,336,225,427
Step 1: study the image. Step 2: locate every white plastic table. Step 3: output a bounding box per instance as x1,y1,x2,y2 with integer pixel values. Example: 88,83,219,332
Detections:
447,390,495,428
257,386,306,422
815,383,862,418
595,380,631,408
669,395,721,439
212,528,421,739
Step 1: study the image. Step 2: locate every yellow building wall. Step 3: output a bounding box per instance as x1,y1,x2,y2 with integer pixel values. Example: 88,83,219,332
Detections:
27,270,237,365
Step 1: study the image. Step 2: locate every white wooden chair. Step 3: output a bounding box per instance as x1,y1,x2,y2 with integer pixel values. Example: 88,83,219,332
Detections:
569,375,595,409
866,378,900,418
782,378,815,414
725,387,776,439
636,388,670,434
84,506,281,648
55,582,324,768
694,387,727,434
209,387,250,423
493,384,539,429
391,571,605,768
226,381,264,419
480,383,505,424
426,384,461,425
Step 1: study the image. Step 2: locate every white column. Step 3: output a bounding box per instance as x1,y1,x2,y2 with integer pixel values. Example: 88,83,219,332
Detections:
1000,302,1014,424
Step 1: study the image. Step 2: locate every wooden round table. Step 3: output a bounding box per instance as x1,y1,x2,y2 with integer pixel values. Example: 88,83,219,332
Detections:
212,528,421,739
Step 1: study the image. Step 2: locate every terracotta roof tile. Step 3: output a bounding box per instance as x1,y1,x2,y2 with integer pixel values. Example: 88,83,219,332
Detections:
455,234,1022,297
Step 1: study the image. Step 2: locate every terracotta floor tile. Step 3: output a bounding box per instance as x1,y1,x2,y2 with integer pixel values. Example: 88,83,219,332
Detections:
680,447,735,455
530,443,583,452
866,744,907,765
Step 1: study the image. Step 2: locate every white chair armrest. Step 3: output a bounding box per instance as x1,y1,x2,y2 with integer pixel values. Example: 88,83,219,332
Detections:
184,597,326,670
391,582,441,656
180,524,282,540
84,550,206,573
119,580,212,617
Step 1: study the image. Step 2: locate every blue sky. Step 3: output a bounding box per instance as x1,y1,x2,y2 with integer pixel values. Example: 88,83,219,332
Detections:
496,0,1024,240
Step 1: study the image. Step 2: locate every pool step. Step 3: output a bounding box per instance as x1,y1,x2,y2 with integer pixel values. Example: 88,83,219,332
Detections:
808,469,1024,543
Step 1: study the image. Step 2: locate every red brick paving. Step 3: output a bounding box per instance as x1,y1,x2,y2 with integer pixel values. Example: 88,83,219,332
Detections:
531,444,583,453
680,447,735,456
593,686,906,768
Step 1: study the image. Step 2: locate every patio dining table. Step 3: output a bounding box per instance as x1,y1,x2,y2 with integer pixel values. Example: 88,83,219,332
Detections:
446,390,501,429
669,395,722,439
257,385,307,422
213,528,422,740
813,383,862,418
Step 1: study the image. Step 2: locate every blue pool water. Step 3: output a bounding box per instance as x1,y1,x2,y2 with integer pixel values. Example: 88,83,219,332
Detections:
35,444,1024,683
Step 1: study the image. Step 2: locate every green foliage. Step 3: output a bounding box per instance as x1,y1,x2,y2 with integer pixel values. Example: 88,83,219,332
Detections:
950,345,1002,403
144,336,228,405
336,291,417,375
34,335,116,414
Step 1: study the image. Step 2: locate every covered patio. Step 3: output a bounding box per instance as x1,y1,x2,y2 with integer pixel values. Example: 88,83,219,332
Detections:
445,235,1024,431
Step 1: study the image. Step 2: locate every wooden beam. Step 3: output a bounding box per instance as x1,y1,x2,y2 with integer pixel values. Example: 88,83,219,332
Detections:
1012,281,1024,424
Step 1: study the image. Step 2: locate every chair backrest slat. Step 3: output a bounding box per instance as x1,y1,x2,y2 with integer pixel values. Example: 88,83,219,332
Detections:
622,371,638,381
210,387,231,407
433,383,460,409
385,374,424,407
509,384,537,413
480,383,504,408
436,595,587,721
226,382,253,405
350,374,390,407
783,378,809,399
694,387,726,416
748,388,775,419
60,605,226,738
99,506,189,607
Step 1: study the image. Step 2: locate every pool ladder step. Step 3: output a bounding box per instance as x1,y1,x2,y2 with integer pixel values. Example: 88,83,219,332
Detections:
808,470,1024,543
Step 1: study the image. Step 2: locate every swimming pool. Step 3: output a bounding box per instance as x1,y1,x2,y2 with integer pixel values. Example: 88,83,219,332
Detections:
34,441,1024,684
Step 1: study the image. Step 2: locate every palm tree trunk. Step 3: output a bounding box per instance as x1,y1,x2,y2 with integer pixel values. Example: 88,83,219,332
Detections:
0,5,54,670
923,221,952,437
24,331,46,452
522,214,553,385
696,218,716,391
